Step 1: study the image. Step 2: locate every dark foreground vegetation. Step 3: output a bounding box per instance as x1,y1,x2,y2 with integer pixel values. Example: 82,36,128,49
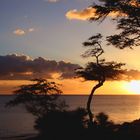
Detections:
23,109,140,140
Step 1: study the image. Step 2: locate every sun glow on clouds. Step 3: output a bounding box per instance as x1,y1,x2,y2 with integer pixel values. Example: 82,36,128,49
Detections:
13,29,25,36
66,7,97,21
66,7,126,21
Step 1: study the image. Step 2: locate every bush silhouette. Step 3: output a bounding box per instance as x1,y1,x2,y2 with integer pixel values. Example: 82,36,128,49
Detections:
96,112,109,126
34,108,88,140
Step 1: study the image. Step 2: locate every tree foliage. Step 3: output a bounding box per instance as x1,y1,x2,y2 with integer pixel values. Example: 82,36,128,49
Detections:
35,108,88,138
6,78,67,117
90,0,140,49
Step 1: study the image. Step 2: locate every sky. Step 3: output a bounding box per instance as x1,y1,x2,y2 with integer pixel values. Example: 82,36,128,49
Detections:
0,0,140,95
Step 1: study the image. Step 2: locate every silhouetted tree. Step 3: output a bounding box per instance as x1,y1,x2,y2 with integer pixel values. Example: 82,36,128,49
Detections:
35,108,88,139
6,78,68,117
90,0,140,49
76,34,126,124
95,112,115,138
96,112,109,126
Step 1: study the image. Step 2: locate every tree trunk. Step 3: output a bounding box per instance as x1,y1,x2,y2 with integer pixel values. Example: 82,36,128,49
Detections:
87,81,104,125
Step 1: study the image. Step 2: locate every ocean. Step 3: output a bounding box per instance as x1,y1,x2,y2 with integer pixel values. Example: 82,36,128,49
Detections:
1,95,140,138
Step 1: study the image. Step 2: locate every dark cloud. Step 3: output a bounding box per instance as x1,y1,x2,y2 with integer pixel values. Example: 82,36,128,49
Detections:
1,54,140,81
0,54,80,80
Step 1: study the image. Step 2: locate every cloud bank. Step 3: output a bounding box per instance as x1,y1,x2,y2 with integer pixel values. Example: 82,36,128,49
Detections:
0,54,79,80
0,54,140,81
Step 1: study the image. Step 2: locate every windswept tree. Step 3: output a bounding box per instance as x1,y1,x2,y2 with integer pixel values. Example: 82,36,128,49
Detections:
6,78,68,117
76,34,126,124
90,0,140,49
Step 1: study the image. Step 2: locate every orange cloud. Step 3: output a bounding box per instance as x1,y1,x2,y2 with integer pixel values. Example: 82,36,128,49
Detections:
13,28,35,36
129,0,140,7
66,7,127,21
13,29,25,36
66,7,97,21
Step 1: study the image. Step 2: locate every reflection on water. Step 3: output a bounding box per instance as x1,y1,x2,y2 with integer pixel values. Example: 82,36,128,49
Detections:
0,95,37,137
62,95,140,123
1,95,140,137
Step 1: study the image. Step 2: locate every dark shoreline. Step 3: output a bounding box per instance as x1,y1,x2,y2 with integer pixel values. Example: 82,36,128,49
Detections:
0,133,37,140
1,94,140,96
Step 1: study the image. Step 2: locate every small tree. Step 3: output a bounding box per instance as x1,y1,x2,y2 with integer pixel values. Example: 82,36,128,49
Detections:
76,34,126,125
6,78,67,117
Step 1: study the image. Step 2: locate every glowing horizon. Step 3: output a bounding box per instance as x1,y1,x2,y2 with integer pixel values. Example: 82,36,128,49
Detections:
1,79,140,95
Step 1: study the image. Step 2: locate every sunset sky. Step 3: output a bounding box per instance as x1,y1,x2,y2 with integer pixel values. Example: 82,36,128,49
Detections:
1,0,140,95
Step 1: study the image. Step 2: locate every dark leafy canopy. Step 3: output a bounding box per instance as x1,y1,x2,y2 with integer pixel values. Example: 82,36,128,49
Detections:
77,61,125,81
6,78,67,117
90,0,140,49
76,33,126,82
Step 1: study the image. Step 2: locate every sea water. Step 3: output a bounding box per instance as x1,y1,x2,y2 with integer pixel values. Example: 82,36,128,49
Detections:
1,95,140,137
